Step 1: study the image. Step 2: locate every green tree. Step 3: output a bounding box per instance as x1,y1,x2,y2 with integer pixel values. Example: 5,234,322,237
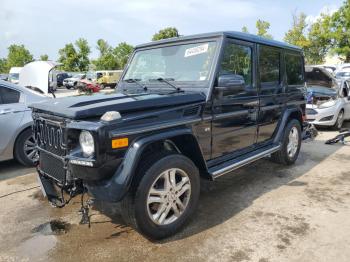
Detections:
330,0,350,62
114,42,133,69
6,44,33,69
58,43,79,71
58,38,91,71
0,58,8,73
93,39,119,70
40,54,49,61
75,38,91,71
152,27,179,41
284,13,309,49
241,26,249,33
307,14,332,64
256,19,273,39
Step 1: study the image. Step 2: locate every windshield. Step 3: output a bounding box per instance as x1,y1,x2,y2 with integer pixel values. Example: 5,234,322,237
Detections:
123,41,217,85
336,72,350,78
9,73,19,81
307,86,337,97
73,74,85,79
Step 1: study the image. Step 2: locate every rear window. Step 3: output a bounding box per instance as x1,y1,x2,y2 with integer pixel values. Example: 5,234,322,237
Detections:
0,86,20,104
286,54,304,86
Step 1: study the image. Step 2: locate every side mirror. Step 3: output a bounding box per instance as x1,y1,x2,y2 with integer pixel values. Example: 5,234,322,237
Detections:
216,74,245,96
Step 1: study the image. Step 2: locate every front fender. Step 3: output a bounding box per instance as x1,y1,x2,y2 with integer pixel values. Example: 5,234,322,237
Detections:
86,127,195,202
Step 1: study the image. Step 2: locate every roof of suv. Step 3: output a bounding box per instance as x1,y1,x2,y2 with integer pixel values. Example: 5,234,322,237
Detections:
136,31,302,52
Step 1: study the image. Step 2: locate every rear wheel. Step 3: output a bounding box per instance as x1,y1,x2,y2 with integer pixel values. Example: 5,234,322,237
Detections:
121,153,200,239
100,84,105,89
271,119,301,165
14,129,37,166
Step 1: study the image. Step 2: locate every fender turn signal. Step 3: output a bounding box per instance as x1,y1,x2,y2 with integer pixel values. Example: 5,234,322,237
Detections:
111,138,129,149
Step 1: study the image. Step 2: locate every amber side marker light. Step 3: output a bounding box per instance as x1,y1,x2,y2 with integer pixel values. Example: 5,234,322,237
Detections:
112,138,129,149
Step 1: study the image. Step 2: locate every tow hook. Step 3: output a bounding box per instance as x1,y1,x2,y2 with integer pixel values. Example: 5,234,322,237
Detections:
79,192,93,227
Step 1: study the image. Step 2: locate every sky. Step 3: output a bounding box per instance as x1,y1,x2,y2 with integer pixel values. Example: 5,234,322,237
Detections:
0,0,344,60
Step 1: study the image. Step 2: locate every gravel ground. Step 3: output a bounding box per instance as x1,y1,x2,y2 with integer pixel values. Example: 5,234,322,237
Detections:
0,127,350,262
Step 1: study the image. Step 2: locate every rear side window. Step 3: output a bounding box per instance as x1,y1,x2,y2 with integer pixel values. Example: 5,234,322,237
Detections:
286,54,303,86
259,46,281,88
0,86,20,104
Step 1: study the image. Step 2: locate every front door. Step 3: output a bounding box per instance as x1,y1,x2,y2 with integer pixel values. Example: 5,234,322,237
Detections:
211,39,258,159
0,85,25,157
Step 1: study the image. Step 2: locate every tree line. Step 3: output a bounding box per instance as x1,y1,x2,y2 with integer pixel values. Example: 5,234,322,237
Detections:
1,0,350,73
0,28,178,74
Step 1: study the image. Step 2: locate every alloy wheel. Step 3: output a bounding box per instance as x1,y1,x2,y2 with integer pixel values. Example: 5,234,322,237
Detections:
337,111,344,129
24,135,38,162
287,126,299,158
147,168,191,225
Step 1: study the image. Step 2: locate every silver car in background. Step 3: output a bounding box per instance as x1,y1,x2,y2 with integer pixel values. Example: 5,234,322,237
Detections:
0,80,47,165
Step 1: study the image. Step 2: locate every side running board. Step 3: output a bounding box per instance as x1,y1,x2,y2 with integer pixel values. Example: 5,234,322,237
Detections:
209,144,281,179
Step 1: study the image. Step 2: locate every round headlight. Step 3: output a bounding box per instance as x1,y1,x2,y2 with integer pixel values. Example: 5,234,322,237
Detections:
79,131,95,156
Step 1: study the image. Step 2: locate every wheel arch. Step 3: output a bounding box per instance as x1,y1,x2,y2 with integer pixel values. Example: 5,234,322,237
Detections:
274,107,303,144
86,127,209,202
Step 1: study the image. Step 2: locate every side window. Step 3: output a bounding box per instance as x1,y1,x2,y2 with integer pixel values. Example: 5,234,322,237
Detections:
259,45,281,90
0,87,20,104
219,42,252,87
285,53,303,87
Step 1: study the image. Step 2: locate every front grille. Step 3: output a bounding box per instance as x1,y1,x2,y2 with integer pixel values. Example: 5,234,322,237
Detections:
306,108,318,115
34,118,66,156
39,152,66,182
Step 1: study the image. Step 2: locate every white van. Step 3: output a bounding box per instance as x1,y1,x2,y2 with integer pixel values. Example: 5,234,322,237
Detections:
8,67,23,84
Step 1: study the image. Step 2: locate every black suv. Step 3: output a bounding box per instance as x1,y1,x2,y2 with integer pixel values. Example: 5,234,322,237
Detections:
31,32,306,239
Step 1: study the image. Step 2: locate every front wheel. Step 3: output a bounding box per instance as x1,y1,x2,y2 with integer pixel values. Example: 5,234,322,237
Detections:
14,129,37,166
271,119,301,165
121,153,200,239
333,110,344,130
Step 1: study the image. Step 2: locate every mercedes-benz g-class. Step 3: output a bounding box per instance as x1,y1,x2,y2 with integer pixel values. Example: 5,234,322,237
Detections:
31,32,306,239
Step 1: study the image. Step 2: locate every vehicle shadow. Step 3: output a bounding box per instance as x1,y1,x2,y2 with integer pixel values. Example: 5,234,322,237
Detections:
94,136,344,243
0,160,35,182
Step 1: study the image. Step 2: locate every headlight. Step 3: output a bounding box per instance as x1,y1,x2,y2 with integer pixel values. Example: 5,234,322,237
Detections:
318,100,336,109
79,131,95,156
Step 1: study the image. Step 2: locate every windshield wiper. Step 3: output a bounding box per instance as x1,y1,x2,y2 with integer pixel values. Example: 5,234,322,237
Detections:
123,78,147,90
149,78,182,92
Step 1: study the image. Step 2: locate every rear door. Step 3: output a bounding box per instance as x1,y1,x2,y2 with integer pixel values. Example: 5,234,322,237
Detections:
256,45,284,144
211,39,259,159
0,85,25,156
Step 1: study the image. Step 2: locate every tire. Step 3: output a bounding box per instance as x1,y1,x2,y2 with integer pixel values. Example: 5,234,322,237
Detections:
333,110,344,130
100,84,105,89
14,129,37,166
121,152,200,240
271,119,301,165
65,85,71,90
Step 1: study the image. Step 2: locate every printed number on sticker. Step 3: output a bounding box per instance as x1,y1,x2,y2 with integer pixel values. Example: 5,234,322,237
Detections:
184,44,209,57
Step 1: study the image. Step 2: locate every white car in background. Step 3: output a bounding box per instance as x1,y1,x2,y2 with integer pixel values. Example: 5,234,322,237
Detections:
8,67,23,84
306,80,350,129
0,80,47,165
62,73,86,89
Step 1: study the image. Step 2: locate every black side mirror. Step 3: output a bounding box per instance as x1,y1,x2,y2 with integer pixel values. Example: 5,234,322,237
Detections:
216,74,245,96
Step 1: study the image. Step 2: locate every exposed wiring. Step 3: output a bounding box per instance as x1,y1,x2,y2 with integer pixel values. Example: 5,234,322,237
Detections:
0,186,40,199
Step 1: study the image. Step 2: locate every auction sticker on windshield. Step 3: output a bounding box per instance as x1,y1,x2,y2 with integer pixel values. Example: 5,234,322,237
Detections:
184,43,209,57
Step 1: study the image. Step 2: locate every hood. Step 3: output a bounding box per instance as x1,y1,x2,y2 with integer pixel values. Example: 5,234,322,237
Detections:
30,91,206,120
19,61,60,94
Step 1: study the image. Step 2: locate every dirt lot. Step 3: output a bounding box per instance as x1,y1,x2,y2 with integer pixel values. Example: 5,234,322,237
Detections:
0,127,350,262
